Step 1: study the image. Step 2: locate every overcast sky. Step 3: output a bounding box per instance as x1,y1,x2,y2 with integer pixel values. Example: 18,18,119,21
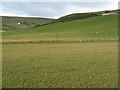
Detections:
0,2,118,19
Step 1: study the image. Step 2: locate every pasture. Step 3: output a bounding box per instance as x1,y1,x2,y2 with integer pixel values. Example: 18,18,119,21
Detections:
2,41,118,88
3,16,118,41
2,14,118,88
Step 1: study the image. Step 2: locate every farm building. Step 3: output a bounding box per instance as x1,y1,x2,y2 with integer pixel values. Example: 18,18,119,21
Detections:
17,22,22,25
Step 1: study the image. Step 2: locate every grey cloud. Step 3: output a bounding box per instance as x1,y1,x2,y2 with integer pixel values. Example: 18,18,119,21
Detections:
1,2,117,18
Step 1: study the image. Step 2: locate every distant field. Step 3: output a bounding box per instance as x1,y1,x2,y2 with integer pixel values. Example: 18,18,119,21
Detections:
2,16,55,31
2,41,118,88
2,16,118,41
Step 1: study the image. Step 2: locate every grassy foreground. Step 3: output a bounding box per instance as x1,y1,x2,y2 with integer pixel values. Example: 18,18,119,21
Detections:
2,41,118,88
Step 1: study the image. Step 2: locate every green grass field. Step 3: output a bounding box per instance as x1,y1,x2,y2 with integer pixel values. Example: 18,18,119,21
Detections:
2,14,118,88
2,41,118,88
3,16,118,41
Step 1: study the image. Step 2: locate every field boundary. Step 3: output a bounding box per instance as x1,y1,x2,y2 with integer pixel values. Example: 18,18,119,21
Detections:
1,39,119,44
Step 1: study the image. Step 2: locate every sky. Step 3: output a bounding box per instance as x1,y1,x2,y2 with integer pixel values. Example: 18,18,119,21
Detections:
0,2,118,19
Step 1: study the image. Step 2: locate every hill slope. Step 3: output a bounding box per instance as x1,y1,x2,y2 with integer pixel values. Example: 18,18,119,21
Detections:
53,9,119,23
2,16,55,31
3,15,118,41
2,9,119,31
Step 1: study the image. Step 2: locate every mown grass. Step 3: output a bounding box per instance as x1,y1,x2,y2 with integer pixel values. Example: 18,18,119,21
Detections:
2,41,118,88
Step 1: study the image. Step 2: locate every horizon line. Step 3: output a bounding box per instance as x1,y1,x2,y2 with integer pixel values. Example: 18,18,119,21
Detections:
1,9,119,19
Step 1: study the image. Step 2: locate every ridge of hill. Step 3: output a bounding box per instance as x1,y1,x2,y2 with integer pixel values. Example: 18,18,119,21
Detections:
2,9,119,31
54,9,119,23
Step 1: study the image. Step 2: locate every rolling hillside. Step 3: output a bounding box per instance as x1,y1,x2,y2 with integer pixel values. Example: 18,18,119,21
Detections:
2,9,119,32
3,15,118,41
2,16,55,31
53,9,119,23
